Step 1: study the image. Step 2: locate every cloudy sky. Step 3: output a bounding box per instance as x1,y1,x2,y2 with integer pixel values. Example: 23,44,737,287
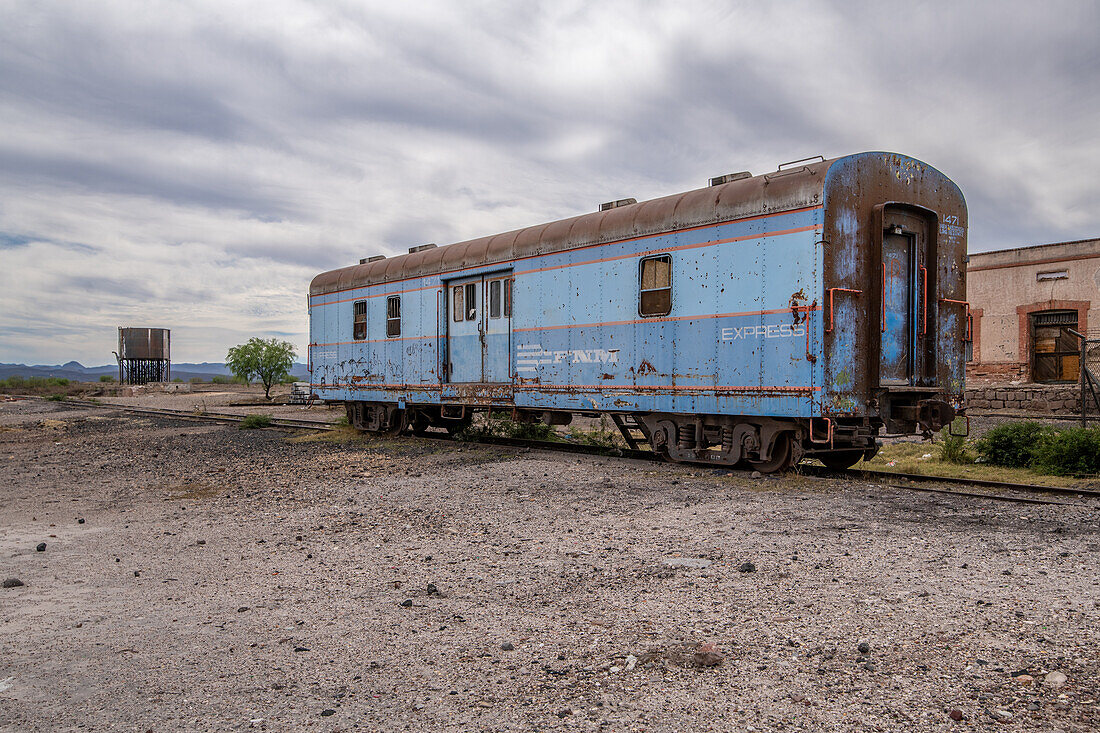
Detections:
1,0,1098,365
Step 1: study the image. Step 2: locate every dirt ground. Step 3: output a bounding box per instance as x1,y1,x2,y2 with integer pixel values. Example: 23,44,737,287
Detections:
1,399,1099,732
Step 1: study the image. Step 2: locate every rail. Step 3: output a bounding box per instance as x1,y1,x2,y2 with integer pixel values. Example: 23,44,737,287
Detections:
25,397,1100,507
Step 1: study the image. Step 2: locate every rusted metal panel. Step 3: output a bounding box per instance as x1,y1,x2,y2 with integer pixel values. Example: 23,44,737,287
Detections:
821,152,967,425
118,327,170,360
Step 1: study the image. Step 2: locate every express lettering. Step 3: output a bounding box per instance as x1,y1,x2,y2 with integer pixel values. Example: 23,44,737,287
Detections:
721,324,805,341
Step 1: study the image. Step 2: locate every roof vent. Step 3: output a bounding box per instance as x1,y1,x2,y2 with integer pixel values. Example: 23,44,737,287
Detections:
408,243,437,254
599,198,637,212
359,255,386,264
709,171,751,186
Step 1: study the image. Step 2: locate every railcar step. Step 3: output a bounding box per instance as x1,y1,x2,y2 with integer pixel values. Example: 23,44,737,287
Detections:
611,413,649,451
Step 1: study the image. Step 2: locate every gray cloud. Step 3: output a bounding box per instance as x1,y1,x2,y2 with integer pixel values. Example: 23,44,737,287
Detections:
1,0,1098,364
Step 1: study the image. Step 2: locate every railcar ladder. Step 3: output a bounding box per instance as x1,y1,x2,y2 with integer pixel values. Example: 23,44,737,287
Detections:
611,414,650,451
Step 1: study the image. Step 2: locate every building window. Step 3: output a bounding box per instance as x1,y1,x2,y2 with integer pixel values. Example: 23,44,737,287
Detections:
1031,310,1078,383
386,295,401,338
353,301,367,340
1037,270,1069,281
639,255,672,317
489,279,502,318
504,278,512,317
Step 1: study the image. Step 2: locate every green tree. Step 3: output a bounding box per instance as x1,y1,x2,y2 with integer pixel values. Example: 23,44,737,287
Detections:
225,338,296,400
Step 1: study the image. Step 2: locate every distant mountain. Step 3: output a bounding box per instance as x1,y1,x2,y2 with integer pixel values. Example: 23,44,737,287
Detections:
0,361,310,382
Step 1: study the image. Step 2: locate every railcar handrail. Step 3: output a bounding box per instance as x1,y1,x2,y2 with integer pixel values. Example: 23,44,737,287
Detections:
777,155,825,170
826,287,862,333
938,298,971,339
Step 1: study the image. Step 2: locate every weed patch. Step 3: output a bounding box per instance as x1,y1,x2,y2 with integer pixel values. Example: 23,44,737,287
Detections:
453,412,559,442
239,413,273,429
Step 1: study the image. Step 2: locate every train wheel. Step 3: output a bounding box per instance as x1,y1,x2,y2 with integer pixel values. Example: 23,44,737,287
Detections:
380,408,406,436
819,450,864,470
749,432,793,474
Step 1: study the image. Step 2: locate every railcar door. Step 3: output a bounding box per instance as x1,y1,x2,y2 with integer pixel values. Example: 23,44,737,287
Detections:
483,275,512,382
448,276,483,382
880,229,914,385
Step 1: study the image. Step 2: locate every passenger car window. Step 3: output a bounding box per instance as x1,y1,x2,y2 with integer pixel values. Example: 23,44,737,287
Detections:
386,295,401,337
452,286,463,323
504,278,512,317
353,301,367,340
489,280,501,318
464,283,476,321
639,255,672,317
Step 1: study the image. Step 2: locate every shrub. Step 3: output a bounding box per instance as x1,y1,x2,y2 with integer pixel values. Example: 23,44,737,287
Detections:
453,412,556,442
46,394,65,401
1032,428,1100,476
239,414,273,429
211,375,230,384
171,377,184,383
974,421,1053,468
189,377,204,384
937,428,971,464
99,375,115,383
0,376,72,390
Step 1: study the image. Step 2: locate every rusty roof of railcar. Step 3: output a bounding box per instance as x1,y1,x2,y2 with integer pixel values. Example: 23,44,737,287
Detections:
310,157,840,296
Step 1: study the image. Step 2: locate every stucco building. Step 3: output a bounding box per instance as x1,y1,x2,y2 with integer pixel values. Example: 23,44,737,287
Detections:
967,238,1100,385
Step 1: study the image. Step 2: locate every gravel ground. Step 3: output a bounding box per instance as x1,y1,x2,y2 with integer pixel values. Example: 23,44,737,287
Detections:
1,399,1099,732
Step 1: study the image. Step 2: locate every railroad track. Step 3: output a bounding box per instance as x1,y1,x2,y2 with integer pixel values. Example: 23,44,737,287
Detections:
30,397,1100,507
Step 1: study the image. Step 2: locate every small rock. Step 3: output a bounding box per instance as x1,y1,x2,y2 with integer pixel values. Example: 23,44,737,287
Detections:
293,646,309,652
36,542,46,552
1015,674,1034,685
1044,670,1067,688
500,642,514,651
693,641,724,667
133,571,140,577
1027,702,1039,711
751,470,762,478
555,709,571,718
2,578,24,588
77,518,85,524
320,709,335,717
625,654,637,671
992,709,1013,722
738,562,756,573
196,540,206,546
426,583,439,596
789,692,806,703
238,606,250,613
399,599,413,607
862,662,876,671
858,641,871,654
948,709,964,721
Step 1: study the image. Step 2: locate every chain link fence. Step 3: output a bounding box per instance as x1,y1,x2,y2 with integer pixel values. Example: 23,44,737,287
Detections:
1081,330,1100,421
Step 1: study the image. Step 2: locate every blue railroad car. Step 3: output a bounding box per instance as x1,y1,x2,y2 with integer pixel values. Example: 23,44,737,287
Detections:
308,152,968,472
